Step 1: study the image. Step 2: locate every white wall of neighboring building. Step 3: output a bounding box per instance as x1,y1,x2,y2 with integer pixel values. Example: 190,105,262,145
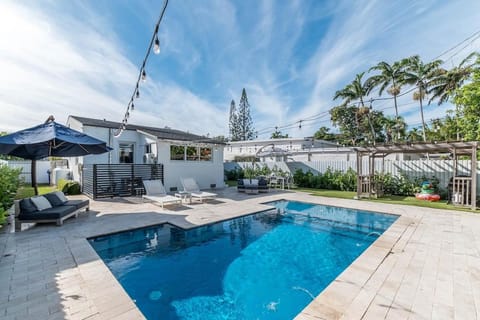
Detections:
224,137,422,163
224,137,338,161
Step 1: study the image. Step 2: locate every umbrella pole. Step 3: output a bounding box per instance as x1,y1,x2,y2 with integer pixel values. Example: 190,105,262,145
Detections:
31,159,38,195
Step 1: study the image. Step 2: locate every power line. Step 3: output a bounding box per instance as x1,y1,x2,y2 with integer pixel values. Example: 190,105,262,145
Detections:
255,29,480,137
114,0,169,137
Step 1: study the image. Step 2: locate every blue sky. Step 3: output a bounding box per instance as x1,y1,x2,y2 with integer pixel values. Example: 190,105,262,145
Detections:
1,0,480,139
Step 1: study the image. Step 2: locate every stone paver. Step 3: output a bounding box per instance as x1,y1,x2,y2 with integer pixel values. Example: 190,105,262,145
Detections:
1,188,480,319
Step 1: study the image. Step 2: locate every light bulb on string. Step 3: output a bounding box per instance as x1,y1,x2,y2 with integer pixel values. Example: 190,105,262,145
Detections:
114,0,169,138
153,35,160,54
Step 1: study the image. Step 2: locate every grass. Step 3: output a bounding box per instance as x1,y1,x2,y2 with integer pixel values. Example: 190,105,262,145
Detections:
0,185,58,227
15,184,57,199
225,180,238,187
296,188,480,213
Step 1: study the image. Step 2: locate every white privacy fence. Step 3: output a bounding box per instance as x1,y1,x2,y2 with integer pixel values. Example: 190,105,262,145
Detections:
4,160,51,184
225,159,479,192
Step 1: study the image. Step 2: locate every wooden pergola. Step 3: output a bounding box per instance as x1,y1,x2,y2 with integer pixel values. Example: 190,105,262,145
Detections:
353,141,479,210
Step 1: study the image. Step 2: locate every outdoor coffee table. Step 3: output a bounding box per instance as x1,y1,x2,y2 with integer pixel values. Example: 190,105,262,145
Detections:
175,191,192,204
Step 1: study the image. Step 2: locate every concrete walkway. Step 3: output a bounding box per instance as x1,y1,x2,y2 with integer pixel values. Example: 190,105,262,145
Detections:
1,188,479,319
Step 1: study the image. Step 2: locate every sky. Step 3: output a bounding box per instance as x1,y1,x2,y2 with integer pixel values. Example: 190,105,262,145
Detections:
1,0,480,139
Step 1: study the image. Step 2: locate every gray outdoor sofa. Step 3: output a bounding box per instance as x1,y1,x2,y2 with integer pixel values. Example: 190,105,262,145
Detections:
14,191,89,231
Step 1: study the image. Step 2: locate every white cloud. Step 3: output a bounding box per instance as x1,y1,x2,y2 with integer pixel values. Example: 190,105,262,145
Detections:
1,0,480,141
0,1,225,137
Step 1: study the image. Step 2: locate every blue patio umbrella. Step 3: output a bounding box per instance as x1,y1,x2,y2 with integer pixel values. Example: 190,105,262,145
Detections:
0,117,111,194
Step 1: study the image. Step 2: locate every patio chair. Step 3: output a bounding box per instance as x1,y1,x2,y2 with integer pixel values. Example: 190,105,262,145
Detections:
142,180,182,208
180,177,217,202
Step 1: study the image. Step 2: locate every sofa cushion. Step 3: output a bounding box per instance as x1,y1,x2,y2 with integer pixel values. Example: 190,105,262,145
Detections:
20,198,38,214
44,193,66,207
30,196,52,211
63,199,89,210
18,205,77,220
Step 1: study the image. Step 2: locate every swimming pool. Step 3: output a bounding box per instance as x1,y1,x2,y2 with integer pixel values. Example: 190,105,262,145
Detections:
89,200,398,319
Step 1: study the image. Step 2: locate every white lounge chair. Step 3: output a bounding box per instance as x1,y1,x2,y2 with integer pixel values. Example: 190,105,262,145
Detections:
142,180,182,208
180,177,217,202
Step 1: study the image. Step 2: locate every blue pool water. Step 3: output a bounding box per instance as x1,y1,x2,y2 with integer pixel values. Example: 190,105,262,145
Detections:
89,201,398,319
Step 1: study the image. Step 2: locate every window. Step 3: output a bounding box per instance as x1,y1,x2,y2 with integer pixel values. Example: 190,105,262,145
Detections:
119,143,134,163
200,147,212,161
186,146,199,161
170,145,213,161
170,145,185,160
145,144,152,154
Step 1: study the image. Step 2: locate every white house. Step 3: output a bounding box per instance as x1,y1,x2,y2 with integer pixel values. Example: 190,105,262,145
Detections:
67,116,225,192
225,137,420,162
224,137,345,161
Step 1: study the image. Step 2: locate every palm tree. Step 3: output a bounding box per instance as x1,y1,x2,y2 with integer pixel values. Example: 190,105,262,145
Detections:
407,127,423,142
368,60,406,140
402,55,443,142
333,72,376,144
428,52,480,105
381,116,406,142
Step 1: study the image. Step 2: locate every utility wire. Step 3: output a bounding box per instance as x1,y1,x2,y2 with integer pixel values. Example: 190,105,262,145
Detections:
256,29,480,137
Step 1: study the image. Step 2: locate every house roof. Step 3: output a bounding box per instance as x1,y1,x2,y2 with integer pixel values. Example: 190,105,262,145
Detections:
68,116,225,144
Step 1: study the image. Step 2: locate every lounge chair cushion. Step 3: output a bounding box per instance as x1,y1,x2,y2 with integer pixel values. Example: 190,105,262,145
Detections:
18,205,77,220
30,196,52,211
143,180,167,195
20,198,38,214
44,192,67,207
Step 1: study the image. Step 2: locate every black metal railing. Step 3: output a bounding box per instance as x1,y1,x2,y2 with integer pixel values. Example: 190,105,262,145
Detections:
82,164,164,199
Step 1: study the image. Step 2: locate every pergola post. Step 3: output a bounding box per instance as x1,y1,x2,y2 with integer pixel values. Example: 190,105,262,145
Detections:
370,153,375,197
356,151,362,199
472,143,477,211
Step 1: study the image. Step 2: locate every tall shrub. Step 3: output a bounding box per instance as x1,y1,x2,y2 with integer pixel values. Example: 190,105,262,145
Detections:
0,165,22,223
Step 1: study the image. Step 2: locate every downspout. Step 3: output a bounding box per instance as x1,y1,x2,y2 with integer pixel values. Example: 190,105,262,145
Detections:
108,128,112,164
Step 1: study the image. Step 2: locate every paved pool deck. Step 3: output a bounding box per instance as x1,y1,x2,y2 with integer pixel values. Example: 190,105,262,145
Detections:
1,188,479,319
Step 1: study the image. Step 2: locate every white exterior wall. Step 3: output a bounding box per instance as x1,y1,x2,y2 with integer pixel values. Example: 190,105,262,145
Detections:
157,141,225,192
66,117,225,192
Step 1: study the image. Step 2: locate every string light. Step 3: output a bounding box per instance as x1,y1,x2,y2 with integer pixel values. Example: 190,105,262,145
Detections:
114,0,169,137
153,34,161,54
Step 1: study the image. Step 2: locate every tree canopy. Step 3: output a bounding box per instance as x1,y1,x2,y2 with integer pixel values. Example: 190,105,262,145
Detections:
229,88,255,141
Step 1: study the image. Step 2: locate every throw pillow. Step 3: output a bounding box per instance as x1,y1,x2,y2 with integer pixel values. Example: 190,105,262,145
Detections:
20,198,38,213
44,193,65,207
30,196,53,211
54,191,68,203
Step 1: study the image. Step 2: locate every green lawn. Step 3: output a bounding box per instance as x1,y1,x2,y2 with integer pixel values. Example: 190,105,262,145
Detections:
226,180,238,187
0,185,58,227
296,188,480,213
15,184,57,199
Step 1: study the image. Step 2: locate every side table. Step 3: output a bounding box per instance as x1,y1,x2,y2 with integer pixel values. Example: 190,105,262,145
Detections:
175,191,192,204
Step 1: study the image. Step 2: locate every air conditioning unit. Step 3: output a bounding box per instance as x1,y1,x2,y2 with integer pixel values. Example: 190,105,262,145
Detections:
143,153,157,164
